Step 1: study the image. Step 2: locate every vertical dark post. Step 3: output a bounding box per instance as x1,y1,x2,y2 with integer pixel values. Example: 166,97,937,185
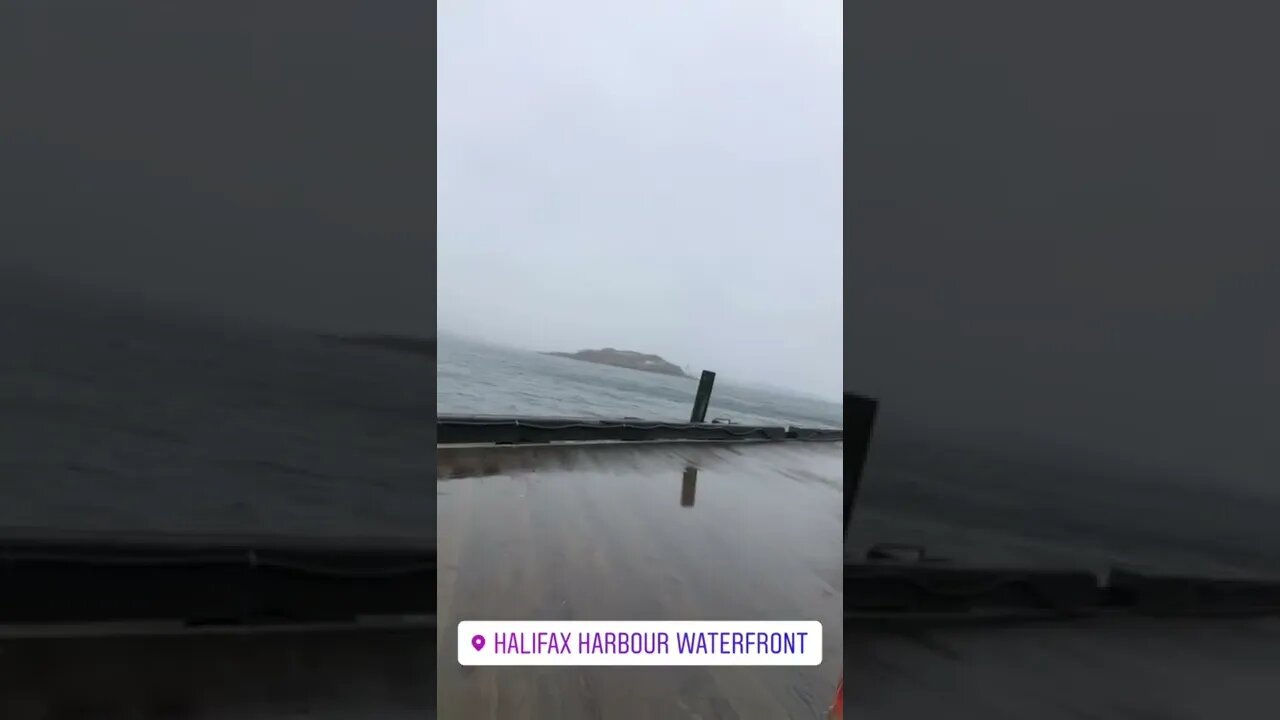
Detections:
844,392,879,543
680,466,698,507
690,370,716,423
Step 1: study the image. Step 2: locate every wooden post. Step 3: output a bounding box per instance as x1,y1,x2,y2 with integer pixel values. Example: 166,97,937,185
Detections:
680,467,698,507
689,370,716,423
844,392,879,542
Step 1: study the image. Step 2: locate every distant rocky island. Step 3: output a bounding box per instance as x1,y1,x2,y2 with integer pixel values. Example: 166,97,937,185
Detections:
321,334,435,358
543,348,689,377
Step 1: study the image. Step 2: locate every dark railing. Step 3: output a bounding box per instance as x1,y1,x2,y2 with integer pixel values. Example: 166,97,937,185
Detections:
0,535,433,629
841,391,1280,622
439,369,843,446
438,415,843,445
845,560,1280,621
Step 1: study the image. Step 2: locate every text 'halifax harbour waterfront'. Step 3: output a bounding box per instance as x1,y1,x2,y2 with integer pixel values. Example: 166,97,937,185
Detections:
489,630,813,656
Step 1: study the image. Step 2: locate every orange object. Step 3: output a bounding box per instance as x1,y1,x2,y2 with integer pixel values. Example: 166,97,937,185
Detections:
827,673,843,719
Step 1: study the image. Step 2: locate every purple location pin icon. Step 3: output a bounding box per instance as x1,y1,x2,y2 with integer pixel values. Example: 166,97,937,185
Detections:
471,634,486,652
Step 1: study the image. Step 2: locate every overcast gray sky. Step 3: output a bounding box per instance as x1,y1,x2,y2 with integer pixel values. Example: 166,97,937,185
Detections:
851,2,1280,491
1,1,430,337
437,0,843,399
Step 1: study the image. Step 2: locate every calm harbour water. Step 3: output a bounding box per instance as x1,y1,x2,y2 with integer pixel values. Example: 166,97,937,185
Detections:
1,276,432,543
436,335,842,428
439,334,1280,579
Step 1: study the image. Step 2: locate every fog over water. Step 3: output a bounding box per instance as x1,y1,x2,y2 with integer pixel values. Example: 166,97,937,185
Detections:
438,0,844,400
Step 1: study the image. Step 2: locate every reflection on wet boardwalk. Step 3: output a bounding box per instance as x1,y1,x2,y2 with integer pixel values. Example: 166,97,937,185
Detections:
437,441,843,719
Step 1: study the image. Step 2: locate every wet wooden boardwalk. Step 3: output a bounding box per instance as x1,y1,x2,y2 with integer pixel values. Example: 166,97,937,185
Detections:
847,616,1280,720
0,627,435,720
437,441,844,719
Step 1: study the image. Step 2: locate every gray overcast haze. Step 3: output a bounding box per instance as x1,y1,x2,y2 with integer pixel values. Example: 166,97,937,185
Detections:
437,0,843,399
852,2,1280,492
1,1,431,338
